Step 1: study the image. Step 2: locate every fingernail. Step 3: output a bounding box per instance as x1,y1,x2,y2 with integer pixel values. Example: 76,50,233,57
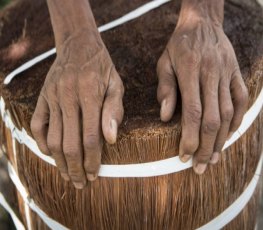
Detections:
161,99,166,111
227,131,234,140
61,173,70,181
73,182,85,189
87,173,97,181
109,119,117,144
210,152,219,164
160,99,167,117
180,154,192,163
194,163,207,175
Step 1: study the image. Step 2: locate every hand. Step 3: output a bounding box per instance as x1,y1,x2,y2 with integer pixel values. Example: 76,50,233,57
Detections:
157,18,248,174
30,29,124,188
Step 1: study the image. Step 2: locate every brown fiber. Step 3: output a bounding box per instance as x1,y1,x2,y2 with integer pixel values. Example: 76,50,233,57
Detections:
0,0,263,229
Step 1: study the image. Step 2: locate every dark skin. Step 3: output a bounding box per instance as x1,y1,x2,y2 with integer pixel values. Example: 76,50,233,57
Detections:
31,0,248,189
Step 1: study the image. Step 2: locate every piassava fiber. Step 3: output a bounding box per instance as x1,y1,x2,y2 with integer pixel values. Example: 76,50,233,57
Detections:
0,0,262,229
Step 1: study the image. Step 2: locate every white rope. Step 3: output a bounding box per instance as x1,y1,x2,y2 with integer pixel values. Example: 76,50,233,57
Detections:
3,0,171,85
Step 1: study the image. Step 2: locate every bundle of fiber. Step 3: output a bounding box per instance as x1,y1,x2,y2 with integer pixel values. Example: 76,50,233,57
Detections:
0,0,262,229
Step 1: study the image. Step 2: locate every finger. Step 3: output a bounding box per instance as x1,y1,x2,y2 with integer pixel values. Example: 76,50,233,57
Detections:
59,79,86,189
211,80,233,164
79,74,103,182
30,94,50,156
157,49,177,122
102,67,124,144
228,71,249,137
178,70,201,162
194,76,220,174
62,104,86,188
47,102,69,181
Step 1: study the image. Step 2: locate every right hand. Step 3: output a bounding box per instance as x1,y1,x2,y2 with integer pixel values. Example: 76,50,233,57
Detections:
157,17,248,174
31,29,124,189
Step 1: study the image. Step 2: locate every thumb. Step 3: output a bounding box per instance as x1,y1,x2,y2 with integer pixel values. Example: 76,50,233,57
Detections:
157,49,177,122
102,67,124,144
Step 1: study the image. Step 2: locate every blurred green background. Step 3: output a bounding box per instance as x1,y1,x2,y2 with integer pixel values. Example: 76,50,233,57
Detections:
0,0,10,9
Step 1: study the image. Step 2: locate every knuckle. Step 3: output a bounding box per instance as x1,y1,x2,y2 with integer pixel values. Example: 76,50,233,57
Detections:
158,74,175,87
63,146,79,159
202,57,218,71
181,141,198,154
84,157,100,173
45,82,57,96
83,135,100,150
221,106,234,122
61,83,74,96
78,74,96,89
47,138,60,153
62,74,75,87
182,52,200,69
109,80,125,99
240,86,249,105
202,117,220,134
157,52,175,81
157,52,169,73
90,87,106,106
232,78,248,106
78,74,90,85
59,82,75,100
184,103,202,124
30,118,42,135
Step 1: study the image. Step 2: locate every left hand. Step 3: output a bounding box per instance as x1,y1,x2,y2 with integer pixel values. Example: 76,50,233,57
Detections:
156,18,248,174
31,29,124,188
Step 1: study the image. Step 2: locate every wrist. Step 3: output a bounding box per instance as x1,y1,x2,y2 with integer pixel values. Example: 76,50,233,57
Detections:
55,26,101,54
177,0,224,28
47,0,99,46
54,23,100,47
55,28,104,62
